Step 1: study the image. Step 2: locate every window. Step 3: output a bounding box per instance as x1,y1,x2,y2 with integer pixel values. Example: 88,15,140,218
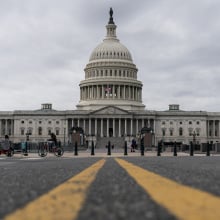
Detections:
179,128,183,136
21,128,25,135
197,121,200,125
48,129,52,135
48,121,51,124
189,121,192,125
162,129,166,136
170,121,173,125
27,128,32,135
170,130,173,136
56,129,59,136
21,121,24,124
162,121,166,125
38,127,42,135
179,121,182,124
56,121,59,124
39,121,42,124
29,121,32,124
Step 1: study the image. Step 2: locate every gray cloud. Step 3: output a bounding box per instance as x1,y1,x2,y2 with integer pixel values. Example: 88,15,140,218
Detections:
0,0,220,112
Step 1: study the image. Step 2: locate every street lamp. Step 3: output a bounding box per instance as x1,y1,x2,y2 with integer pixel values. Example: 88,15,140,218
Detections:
190,130,196,156
24,132,31,156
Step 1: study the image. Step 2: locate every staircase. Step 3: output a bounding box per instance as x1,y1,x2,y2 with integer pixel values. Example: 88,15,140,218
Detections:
96,137,125,149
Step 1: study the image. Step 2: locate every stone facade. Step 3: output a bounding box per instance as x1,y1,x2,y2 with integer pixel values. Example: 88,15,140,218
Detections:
0,9,220,148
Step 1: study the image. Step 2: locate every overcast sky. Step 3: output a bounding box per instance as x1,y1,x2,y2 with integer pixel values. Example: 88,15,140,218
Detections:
0,0,220,112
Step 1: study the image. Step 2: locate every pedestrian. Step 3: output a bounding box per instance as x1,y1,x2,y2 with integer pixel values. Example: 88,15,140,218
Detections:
2,135,12,156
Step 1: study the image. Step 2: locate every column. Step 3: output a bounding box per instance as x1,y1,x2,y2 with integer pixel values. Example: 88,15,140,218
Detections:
125,119,127,136
102,85,104,99
77,119,80,127
107,84,109,99
119,118,121,137
142,119,144,128
113,118,115,137
213,120,215,137
0,119,2,136
136,119,139,134
107,118,109,137
97,85,100,99
130,118,133,136
101,119,103,137
113,85,115,99
124,85,126,99
89,118,91,135
218,120,220,137
95,119,97,136
140,88,142,101
83,119,86,134
117,85,120,99
148,119,150,128
153,119,156,133
128,86,131,100
132,86,135,100
207,120,209,137
135,87,138,101
5,119,8,135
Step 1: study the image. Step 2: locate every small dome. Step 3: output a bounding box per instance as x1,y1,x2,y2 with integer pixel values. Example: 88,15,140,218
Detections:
89,39,133,61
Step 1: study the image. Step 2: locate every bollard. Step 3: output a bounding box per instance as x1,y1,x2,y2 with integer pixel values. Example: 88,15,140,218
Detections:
190,142,194,156
24,141,28,156
173,142,177,156
157,142,161,156
206,142,210,156
140,141,144,156
107,141,111,156
124,141,128,156
74,141,78,156
91,140,95,156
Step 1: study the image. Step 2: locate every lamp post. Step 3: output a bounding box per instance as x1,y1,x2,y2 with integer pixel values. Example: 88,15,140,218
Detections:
24,132,30,156
63,128,66,148
190,131,196,156
91,134,95,156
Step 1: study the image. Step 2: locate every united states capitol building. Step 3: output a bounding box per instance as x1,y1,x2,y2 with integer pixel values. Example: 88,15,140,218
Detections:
1,9,220,149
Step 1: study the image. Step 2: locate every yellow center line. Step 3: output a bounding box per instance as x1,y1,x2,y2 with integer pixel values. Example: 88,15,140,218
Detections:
4,159,106,220
115,158,220,220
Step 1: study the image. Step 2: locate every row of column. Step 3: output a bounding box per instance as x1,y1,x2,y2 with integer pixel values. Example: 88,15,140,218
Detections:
207,120,220,137
70,118,155,138
85,69,137,79
0,119,13,137
80,84,142,102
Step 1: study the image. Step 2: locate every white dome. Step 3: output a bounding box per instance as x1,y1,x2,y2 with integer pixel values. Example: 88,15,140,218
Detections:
89,39,133,61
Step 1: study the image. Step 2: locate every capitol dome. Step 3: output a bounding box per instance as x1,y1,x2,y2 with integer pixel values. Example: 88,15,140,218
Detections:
77,8,145,111
89,39,133,62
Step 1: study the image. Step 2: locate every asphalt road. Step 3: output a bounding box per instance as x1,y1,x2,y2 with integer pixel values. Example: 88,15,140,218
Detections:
0,156,220,220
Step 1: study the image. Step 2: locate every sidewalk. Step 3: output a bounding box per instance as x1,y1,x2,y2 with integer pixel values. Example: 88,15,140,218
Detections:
8,150,219,159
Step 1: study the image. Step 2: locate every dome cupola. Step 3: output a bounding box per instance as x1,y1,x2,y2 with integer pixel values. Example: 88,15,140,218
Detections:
89,8,133,62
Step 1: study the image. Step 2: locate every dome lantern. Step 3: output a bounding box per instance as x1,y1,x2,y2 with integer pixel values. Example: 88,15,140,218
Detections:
105,8,118,41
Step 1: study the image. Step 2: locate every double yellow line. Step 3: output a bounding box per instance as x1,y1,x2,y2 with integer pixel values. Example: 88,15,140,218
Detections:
4,159,105,220
4,159,220,220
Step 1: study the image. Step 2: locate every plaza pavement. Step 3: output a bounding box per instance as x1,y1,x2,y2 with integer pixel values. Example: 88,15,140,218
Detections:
5,149,219,159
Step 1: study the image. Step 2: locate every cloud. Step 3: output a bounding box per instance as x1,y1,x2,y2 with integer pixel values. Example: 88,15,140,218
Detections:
0,0,220,112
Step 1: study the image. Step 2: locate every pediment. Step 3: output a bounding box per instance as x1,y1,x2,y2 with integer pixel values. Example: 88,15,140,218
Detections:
91,106,129,115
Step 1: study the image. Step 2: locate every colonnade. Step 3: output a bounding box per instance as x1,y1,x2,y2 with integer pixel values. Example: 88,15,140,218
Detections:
69,117,155,138
0,119,14,137
207,120,220,137
80,84,142,101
